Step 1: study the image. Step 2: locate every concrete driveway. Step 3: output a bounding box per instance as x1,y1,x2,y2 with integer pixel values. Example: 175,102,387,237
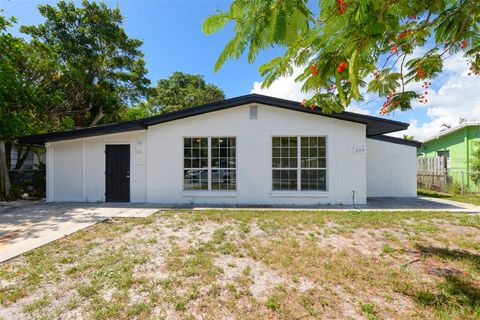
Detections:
0,201,159,262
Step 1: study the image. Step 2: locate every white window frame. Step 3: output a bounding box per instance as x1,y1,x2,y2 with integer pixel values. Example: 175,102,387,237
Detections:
183,136,237,191
271,136,328,192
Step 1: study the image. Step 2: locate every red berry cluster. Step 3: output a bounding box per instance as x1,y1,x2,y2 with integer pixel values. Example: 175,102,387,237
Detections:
417,81,431,104
468,65,479,76
416,65,428,78
399,29,412,39
421,81,432,89
380,91,399,115
417,91,428,104
390,44,398,54
337,62,347,73
300,99,315,110
336,0,347,14
460,40,468,49
310,65,319,76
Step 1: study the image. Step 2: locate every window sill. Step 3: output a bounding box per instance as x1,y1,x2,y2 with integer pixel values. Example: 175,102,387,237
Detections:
180,191,239,198
269,191,330,198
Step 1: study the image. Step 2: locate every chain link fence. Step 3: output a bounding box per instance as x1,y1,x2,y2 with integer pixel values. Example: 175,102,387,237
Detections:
8,169,46,198
417,168,480,194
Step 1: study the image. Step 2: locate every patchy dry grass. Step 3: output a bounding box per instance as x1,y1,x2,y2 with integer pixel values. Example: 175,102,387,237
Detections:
1,210,480,319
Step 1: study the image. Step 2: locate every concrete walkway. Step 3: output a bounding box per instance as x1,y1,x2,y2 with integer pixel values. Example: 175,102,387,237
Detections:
0,201,159,263
191,197,480,212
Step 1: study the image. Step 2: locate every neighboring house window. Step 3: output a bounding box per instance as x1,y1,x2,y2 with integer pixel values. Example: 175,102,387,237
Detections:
272,137,327,191
183,137,237,191
437,150,449,158
437,150,450,168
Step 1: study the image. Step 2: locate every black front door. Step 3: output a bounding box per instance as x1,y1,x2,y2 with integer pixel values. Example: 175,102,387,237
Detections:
105,144,130,202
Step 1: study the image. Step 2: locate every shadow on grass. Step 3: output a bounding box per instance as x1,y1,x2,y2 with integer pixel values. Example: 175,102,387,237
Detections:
414,244,480,314
417,190,453,200
416,244,480,270
415,275,480,311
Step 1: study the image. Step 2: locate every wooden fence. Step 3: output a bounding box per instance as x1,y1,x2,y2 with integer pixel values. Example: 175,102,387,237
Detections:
417,157,480,193
417,157,447,192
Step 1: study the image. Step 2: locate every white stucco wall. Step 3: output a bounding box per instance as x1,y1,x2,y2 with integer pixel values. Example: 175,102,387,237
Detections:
45,103,376,205
366,138,417,197
46,131,147,202
146,103,367,205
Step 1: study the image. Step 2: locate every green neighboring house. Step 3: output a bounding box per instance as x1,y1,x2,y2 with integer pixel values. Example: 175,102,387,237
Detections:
418,122,480,170
418,122,480,191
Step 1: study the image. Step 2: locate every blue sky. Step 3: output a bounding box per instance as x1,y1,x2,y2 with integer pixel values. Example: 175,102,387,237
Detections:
1,0,479,140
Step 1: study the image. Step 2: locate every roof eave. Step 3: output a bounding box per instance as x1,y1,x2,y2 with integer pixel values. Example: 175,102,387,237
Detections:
18,121,146,145
422,122,480,143
369,135,422,147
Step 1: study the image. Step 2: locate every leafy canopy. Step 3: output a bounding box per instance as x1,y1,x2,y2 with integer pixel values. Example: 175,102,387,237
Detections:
203,0,480,114
21,0,150,126
0,14,66,141
121,71,225,120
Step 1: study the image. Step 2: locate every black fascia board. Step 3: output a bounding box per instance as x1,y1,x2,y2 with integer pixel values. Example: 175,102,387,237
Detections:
18,120,145,145
368,134,422,147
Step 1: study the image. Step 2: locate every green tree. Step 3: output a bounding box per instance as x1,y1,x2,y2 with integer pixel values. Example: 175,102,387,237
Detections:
203,0,480,113
0,15,67,198
21,0,150,127
471,142,480,185
121,71,225,120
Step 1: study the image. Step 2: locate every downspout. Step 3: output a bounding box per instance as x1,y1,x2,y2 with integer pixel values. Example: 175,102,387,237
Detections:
465,127,469,188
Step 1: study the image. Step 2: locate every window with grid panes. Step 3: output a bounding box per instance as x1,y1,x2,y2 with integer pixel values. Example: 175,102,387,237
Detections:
183,137,237,191
183,137,208,190
300,137,326,190
211,137,236,190
272,137,326,191
272,137,298,190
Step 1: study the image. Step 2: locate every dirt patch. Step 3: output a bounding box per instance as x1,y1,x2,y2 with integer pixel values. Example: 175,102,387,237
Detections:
214,255,315,299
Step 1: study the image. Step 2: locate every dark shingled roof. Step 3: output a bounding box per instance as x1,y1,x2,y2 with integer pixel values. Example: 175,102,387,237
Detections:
19,94,410,145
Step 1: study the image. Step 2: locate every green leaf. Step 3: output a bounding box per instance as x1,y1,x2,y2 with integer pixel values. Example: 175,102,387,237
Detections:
271,7,287,42
367,70,401,96
390,91,418,111
348,49,361,100
202,12,230,35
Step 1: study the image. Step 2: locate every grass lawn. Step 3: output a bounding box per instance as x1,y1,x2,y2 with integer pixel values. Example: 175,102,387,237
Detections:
1,210,480,319
418,188,480,206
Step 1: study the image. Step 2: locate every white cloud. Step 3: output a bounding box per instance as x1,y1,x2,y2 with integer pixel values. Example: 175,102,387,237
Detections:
250,66,308,101
396,53,480,140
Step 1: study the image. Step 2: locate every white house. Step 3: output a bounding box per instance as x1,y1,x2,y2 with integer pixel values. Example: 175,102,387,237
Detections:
19,94,420,205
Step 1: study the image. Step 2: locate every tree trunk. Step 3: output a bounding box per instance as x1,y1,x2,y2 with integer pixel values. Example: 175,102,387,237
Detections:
89,105,104,127
14,145,32,171
0,140,11,199
5,141,12,170
9,145,32,186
